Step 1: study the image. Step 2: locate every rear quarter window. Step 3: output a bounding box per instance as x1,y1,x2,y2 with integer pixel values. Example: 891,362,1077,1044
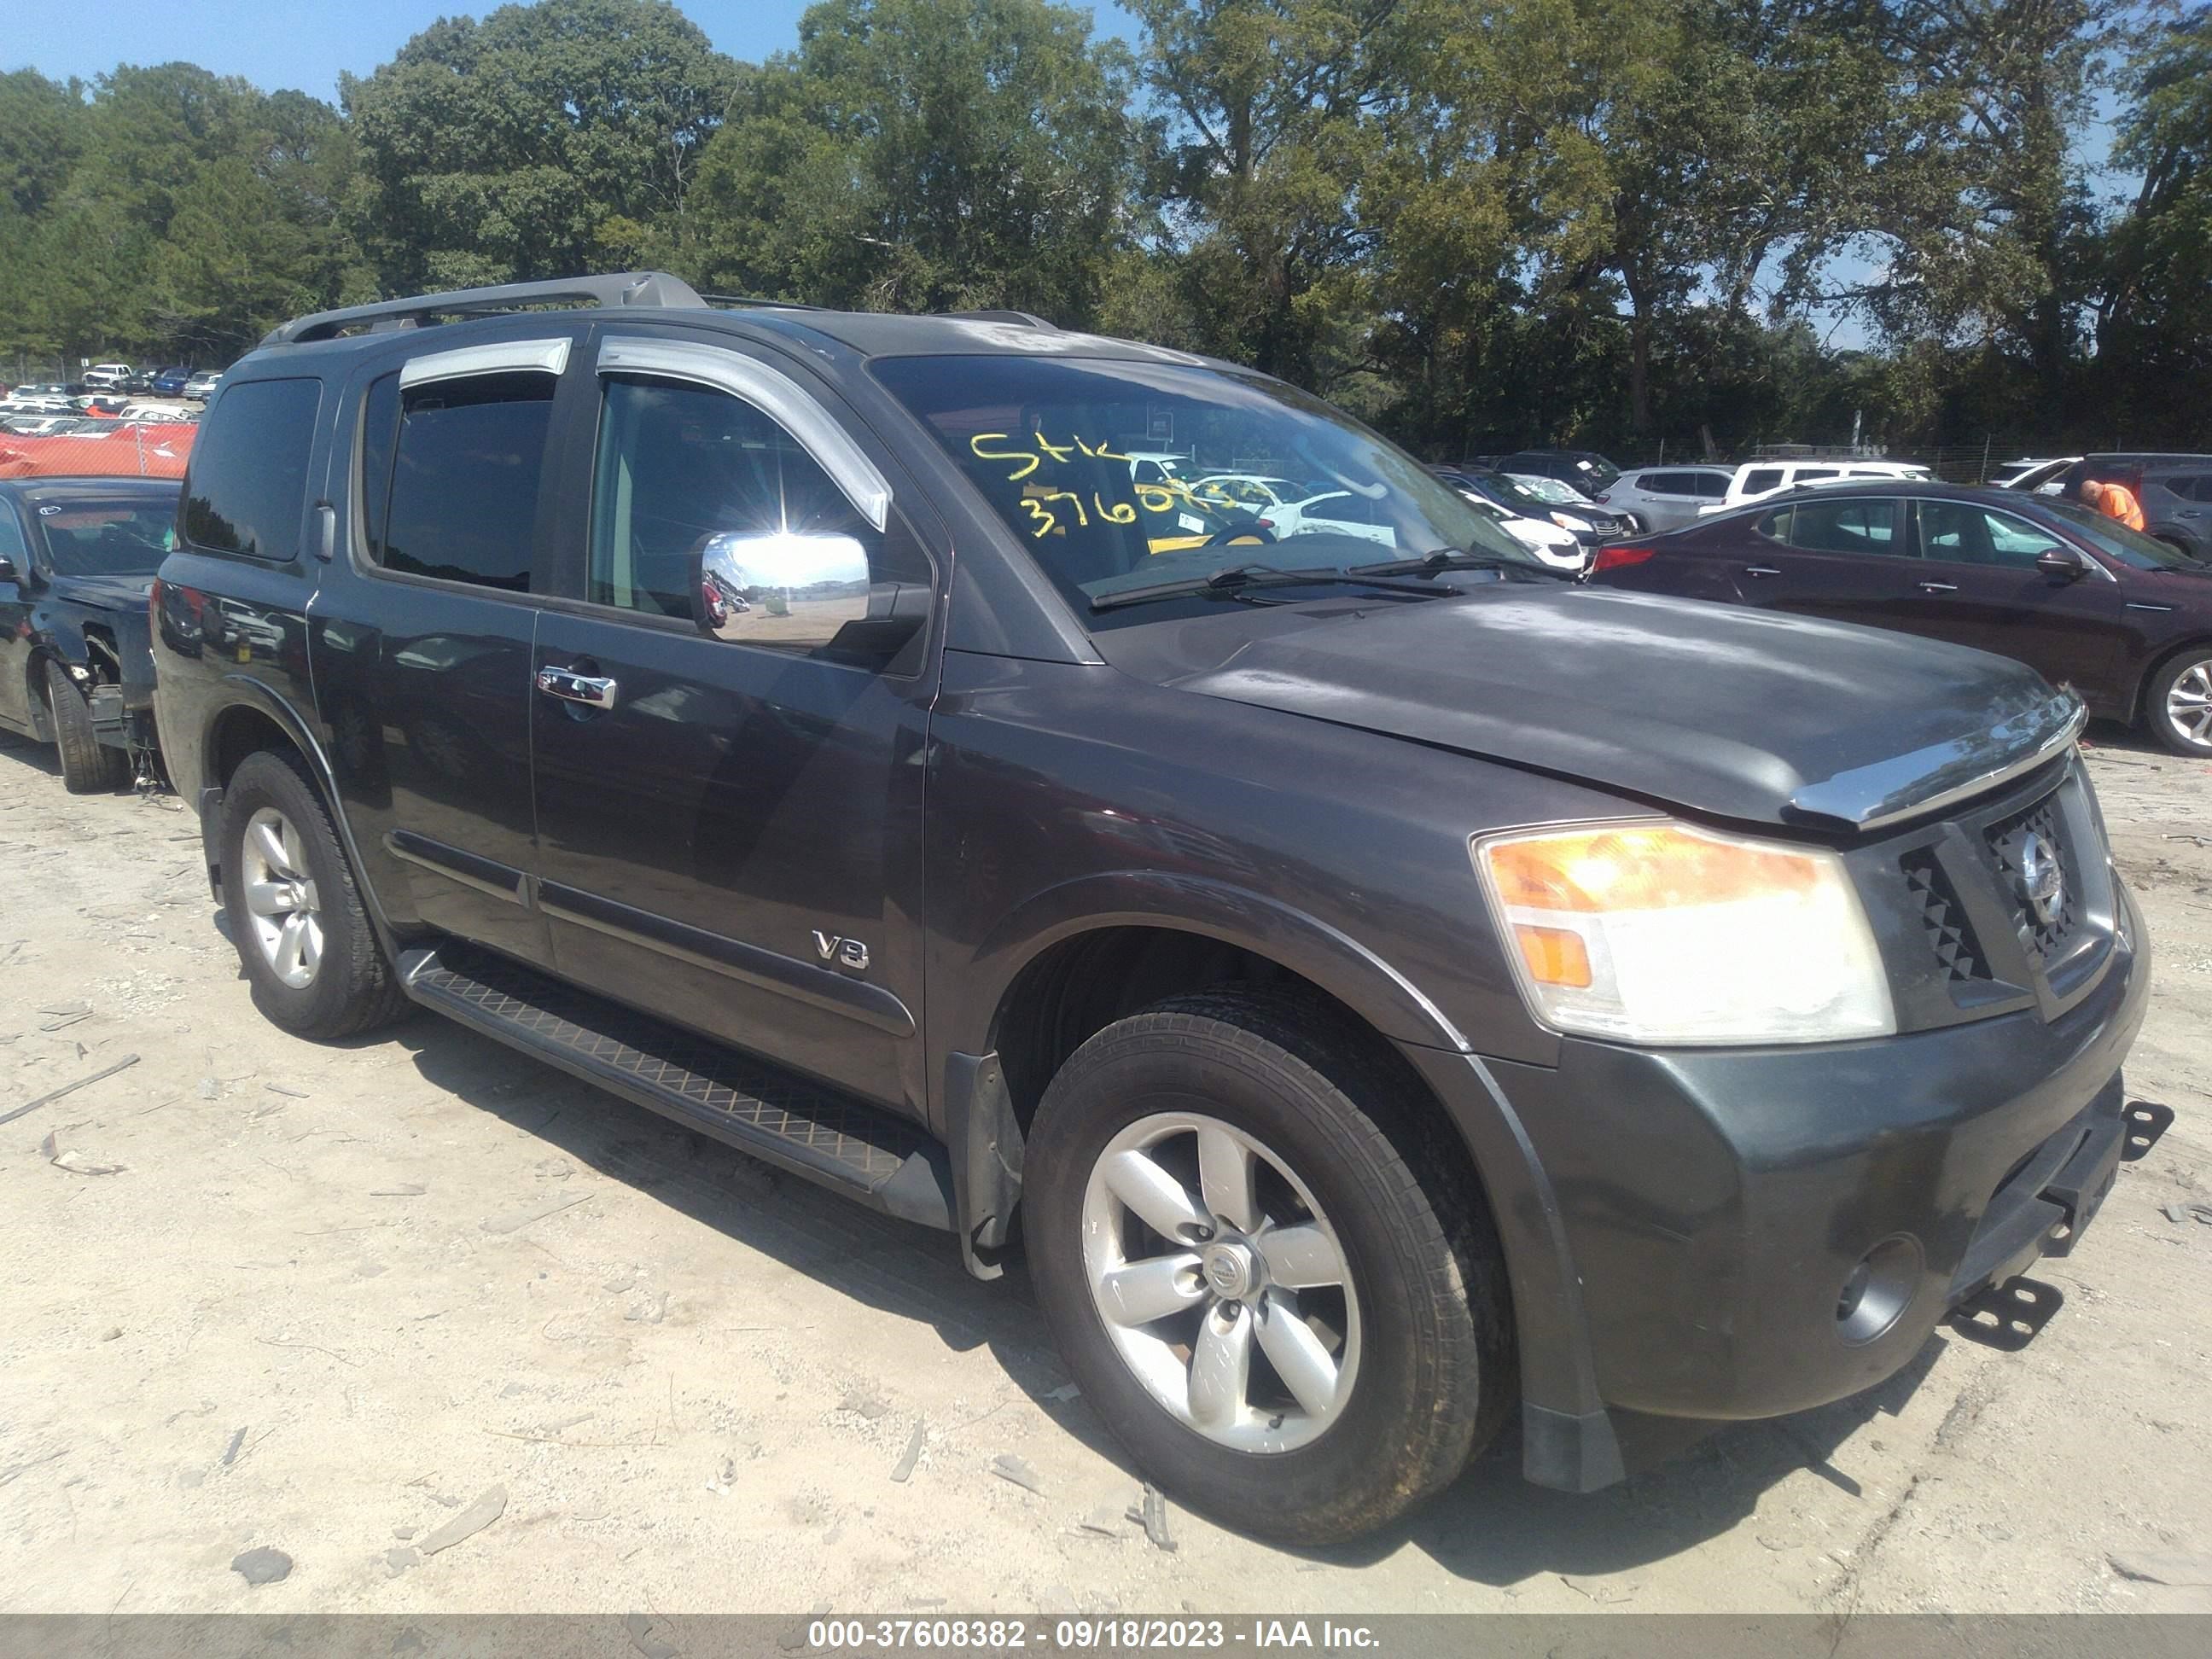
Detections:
183,377,323,561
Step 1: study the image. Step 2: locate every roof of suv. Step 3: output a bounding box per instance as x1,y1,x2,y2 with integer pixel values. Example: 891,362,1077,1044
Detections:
241,270,1207,375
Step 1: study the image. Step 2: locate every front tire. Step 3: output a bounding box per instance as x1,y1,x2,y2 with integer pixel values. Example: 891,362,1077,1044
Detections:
45,660,129,794
219,750,410,1039
1025,990,1514,1543
2146,649,2212,756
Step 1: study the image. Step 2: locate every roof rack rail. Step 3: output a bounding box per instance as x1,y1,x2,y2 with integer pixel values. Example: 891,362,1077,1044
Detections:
938,309,1058,329
261,271,709,347
699,293,825,312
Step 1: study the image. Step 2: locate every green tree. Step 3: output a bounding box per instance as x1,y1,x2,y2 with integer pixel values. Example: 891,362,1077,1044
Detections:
1127,0,1401,386
678,0,1142,323
2096,6,2211,441
342,0,738,289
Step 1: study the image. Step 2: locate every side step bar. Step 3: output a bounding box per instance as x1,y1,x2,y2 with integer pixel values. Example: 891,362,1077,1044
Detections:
399,942,955,1231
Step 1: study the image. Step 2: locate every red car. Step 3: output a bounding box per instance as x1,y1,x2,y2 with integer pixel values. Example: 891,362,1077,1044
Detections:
1588,480,2212,754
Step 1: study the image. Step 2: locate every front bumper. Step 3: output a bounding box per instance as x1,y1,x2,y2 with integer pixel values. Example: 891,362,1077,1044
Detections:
1412,877,2151,1476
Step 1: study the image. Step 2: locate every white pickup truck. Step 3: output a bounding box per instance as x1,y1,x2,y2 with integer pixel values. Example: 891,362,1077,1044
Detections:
1696,458,1934,515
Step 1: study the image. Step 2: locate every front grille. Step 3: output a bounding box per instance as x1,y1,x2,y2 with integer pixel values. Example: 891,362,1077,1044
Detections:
1903,850,1991,984
1984,794,2079,962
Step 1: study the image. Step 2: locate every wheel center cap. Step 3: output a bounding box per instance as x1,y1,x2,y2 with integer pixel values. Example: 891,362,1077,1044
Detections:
1201,1240,1257,1301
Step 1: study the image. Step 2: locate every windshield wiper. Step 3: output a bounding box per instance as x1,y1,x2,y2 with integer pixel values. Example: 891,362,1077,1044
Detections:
1347,549,1558,579
1089,562,1457,613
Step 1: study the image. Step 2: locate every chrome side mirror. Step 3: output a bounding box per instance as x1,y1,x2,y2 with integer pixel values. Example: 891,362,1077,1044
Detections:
692,530,871,646
0,556,20,585
2035,545,2088,580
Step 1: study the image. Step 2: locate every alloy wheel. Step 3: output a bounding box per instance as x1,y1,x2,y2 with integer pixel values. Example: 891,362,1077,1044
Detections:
1080,1111,1360,1453
239,806,323,989
2165,660,2212,749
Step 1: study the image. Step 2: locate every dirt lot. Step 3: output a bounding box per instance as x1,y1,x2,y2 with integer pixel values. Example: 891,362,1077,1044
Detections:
2,728,2209,1618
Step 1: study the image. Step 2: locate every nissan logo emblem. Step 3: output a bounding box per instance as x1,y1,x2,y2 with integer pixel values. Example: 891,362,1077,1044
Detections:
2017,830,2064,927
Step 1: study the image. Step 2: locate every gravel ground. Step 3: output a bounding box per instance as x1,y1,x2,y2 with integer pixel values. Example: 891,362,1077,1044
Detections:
1,726,2208,1616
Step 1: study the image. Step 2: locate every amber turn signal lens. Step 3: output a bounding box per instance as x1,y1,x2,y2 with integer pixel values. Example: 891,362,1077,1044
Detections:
1483,824,1825,914
1513,923,1592,988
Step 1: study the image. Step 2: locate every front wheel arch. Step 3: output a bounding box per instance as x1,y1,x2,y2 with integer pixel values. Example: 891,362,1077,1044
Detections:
2130,635,2212,726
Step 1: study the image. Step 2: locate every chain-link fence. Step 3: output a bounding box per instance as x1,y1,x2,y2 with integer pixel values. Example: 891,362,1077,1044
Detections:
0,424,195,479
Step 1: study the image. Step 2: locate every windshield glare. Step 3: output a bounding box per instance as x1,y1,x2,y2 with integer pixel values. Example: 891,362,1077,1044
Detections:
873,354,1539,614
2046,499,2202,569
34,501,176,576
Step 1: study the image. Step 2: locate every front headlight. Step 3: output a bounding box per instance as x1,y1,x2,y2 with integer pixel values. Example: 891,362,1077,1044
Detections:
1474,821,1895,1045
1549,512,1584,531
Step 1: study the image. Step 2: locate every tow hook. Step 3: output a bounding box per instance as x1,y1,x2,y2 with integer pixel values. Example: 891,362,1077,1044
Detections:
2122,1100,2175,1162
1949,1275,2064,1351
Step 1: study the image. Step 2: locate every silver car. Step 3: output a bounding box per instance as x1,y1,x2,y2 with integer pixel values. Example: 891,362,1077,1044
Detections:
1598,465,1735,533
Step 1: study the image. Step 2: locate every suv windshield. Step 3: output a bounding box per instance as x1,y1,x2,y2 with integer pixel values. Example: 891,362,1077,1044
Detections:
34,499,176,576
1509,474,1592,506
874,354,1537,615
2046,500,2202,569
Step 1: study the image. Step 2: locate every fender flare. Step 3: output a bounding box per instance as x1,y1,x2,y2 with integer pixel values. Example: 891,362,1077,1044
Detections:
971,869,1473,1054
969,872,1615,1484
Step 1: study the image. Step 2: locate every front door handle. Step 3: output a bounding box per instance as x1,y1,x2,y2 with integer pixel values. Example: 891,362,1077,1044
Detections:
1918,580,1959,594
1743,565,1782,579
535,666,619,708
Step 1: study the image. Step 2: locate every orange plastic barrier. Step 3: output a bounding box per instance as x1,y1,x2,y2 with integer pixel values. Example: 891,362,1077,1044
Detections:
0,423,195,480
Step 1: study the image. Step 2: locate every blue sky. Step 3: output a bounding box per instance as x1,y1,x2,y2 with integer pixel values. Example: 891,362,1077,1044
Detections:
3,2,1143,97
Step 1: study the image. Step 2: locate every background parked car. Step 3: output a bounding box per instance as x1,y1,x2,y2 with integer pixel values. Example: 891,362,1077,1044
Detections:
1588,480,2212,754
1993,457,2079,492
1496,448,1621,493
149,366,198,396
1451,468,1630,549
0,474,179,790
1428,467,1586,568
2058,455,2212,561
80,364,134,392
1694,458,1934,516
183,370,224,400
1600,465,1736,532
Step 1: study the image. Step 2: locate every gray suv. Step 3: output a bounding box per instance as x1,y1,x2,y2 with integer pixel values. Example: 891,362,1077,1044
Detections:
152,273,2157,1543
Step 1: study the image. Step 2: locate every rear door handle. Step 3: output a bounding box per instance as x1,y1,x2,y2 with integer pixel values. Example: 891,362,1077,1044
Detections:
535,666,619,708
1917,581,1959,593
1743,565,1782,579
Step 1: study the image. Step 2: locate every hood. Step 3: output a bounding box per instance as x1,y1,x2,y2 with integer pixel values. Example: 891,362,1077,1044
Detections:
49,572,157,612
1100,585,2081,833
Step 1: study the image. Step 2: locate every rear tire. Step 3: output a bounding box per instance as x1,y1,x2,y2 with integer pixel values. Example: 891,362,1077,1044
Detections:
1025,988,1514,1544
2145,649,2212,757
45,660,129,794
219,749,410,1039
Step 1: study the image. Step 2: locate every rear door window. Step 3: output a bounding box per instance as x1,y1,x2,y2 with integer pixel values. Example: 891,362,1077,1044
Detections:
183,377,322,560
1640,472,1688,496
1741,469,1784,496
366,369,556,592
1786,498,1908,556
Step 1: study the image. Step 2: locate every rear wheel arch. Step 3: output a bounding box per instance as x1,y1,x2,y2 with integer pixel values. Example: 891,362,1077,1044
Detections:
201,687,399,956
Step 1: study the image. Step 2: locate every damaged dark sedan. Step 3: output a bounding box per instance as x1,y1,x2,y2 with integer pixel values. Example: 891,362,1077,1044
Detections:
0,475,179,791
